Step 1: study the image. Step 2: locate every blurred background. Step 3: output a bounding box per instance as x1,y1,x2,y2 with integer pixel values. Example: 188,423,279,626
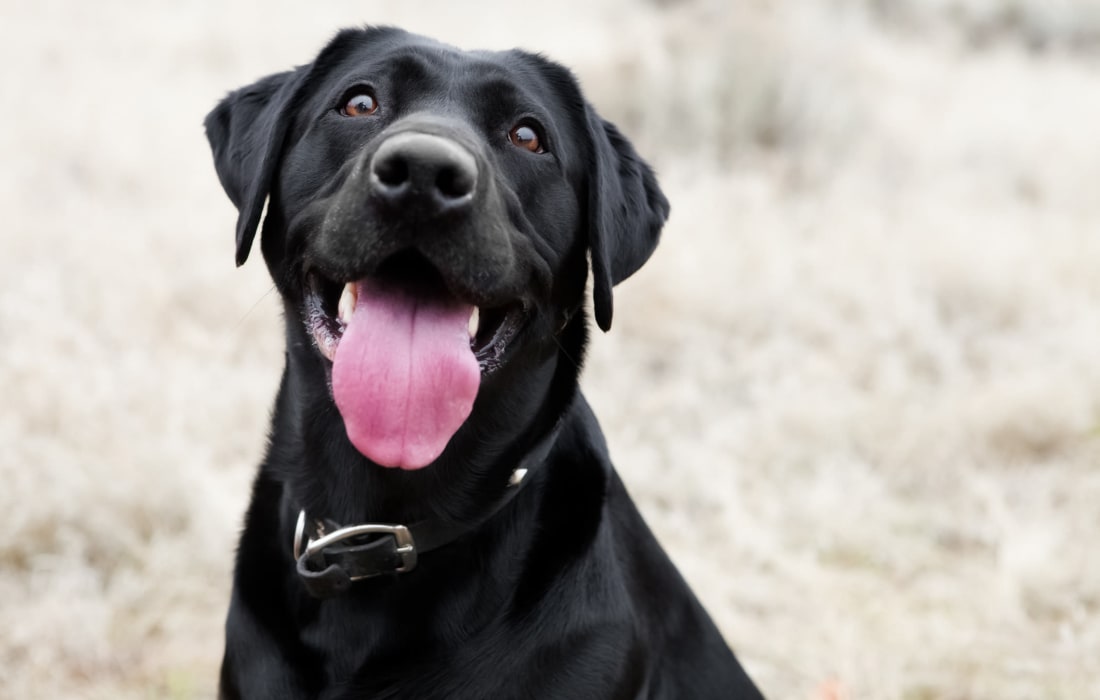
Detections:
2,0,1099,697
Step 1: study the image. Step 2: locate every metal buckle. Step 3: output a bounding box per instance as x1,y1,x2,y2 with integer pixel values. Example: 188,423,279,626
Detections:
293,510,309,561
296,512,418,577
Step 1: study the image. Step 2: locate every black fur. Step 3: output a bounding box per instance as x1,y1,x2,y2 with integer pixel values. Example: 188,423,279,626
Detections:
205,26,761,699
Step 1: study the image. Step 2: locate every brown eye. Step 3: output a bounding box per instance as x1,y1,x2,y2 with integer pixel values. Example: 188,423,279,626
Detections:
509,124,544,153
341,92,378,117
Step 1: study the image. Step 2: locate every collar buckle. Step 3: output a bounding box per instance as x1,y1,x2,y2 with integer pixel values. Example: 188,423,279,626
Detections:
308,520,418,576
295,510,418,579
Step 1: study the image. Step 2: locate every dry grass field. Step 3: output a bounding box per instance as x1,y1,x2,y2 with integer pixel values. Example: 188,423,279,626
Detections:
2,0,1099,698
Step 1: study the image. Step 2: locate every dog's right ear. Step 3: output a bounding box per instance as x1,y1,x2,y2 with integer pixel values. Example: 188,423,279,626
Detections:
204,69,300,266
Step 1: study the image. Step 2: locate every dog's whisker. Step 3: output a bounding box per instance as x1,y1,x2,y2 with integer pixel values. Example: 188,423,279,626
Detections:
551,334,582,372
233,285,278,330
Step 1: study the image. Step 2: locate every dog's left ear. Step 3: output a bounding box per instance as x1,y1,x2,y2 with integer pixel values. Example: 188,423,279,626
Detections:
585,107,670,332
204,69,302,266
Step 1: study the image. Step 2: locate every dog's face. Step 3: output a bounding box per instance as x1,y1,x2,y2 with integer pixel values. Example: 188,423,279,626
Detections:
206,27,667,473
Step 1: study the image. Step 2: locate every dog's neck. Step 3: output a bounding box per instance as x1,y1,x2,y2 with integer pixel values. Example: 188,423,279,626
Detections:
245,313,609,674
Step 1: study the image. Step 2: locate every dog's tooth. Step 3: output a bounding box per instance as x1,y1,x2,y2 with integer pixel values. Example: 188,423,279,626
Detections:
468,307,480,340
338,283,357,324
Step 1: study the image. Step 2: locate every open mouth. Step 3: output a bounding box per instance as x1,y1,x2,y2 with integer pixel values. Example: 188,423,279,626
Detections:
301,253,527,469
303,255,526,375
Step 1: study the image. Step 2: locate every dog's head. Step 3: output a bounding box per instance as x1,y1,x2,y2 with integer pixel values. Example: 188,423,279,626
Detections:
205,27,667,473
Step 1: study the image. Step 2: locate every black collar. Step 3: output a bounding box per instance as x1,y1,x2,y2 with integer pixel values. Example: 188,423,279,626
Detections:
293,423,560,598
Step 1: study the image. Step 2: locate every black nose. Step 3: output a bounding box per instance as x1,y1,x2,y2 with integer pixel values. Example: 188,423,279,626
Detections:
369,133,478,215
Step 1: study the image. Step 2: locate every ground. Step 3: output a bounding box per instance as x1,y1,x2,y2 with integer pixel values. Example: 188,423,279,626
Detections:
2,1,1099,698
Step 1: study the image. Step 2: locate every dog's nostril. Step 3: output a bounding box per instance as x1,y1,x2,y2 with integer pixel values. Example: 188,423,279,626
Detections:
435,164,475,200
373,154,409,188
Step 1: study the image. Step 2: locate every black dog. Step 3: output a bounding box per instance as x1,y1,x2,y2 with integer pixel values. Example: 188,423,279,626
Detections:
205,26,762,699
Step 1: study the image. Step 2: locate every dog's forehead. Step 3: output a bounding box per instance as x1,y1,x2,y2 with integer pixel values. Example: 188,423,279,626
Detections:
322,30,566,110
349,31,514,75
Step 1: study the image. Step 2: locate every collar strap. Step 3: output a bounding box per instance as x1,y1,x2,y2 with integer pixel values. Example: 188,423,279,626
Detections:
294,423,560,599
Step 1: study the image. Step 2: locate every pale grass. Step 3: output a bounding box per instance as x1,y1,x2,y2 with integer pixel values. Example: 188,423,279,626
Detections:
1,1,1098,698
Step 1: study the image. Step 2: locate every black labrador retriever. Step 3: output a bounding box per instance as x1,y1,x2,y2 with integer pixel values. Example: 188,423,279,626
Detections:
205,26,762,699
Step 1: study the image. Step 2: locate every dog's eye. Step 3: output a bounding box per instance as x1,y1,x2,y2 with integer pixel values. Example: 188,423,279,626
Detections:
508,124,544,154
341,92,378,117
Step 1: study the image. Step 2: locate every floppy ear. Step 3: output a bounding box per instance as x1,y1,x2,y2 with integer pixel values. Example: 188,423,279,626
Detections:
585,107,670,332
204,69,301,266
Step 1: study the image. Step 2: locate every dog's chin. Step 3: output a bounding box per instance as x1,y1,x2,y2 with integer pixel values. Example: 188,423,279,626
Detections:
298,256,529,470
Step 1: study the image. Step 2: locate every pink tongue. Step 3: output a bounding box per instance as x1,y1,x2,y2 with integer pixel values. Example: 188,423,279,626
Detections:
331,280,480,469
